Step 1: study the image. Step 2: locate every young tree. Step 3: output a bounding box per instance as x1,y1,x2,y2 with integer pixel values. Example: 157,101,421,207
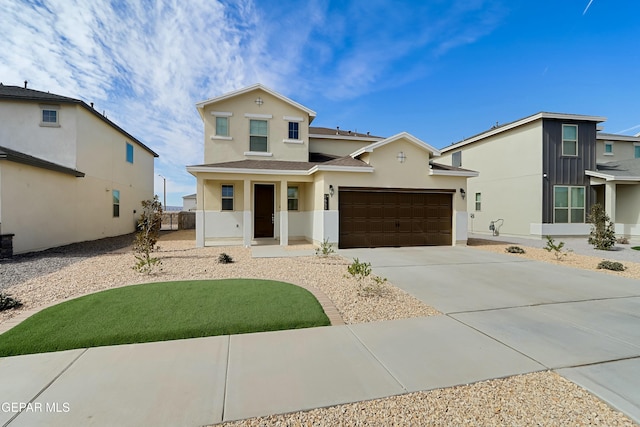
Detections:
587,203,616,250
133,196,163,273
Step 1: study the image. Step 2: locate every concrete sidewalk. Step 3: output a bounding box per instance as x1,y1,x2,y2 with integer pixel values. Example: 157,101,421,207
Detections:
2,246,640,426
0,317,545,426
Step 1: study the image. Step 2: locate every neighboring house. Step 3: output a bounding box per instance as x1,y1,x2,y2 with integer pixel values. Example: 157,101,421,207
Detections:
186,84,477,249
0,83,158,254
182,193,197,211
439,112,640,240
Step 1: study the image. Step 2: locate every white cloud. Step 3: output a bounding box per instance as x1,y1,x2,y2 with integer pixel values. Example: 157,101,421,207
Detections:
0,0,505,204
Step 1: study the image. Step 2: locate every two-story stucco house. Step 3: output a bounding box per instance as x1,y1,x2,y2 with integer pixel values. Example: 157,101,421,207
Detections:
439,112,640,240
187,84,477,249
0,83,158,255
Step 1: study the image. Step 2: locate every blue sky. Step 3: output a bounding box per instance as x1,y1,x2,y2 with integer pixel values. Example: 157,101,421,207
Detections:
1,0,639,206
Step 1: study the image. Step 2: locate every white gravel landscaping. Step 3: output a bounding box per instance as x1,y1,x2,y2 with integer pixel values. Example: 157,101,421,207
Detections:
1,230,637,426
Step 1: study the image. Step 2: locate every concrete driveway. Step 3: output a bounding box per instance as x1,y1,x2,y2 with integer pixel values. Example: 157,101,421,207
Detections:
340,246,640,423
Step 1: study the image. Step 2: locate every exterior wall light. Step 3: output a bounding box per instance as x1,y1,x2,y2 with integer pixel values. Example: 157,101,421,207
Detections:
460,188,466,199
329,185,335,196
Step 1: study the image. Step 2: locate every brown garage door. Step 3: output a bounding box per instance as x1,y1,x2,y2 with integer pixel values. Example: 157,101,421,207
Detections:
339,188,453,249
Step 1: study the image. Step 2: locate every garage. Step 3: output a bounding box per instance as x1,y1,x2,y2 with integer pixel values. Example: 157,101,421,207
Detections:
338,188,453,249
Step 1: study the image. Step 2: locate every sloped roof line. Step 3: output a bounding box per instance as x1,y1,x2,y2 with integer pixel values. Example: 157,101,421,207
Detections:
350,132,441,158
0,145,85,177
195,83,317,121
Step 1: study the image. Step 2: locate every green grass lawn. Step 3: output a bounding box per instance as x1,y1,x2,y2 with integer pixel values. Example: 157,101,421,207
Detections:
0,279,330,357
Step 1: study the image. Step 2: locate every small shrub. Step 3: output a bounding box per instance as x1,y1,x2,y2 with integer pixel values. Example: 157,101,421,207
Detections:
587,203,616,250
506,246,526,254
597,260,626,271
616,236,629,245
632,246,640,251
347,258,372,281
133,196,163,274
218,252,234,264
544,236,571,261
0,292,23,312
315,238,336,257
361,275,388,297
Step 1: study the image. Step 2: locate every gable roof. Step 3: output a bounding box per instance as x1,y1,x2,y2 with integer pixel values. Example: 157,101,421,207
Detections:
597,133,640,143
0,84,158,158
442,112,607,153
586,158,640,181
309,126,384,141
195,84,317,123
0,145,85,177
350,132,441,158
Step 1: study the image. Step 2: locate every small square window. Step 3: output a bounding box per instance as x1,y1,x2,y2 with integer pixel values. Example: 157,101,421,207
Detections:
604,143,613,154
221,185,234,211
216,117,229,137
288,122,299,140
113,190,120,217
562,125,578,156
42,110,57,123
126,142,134,163
475,193,481,211
287,186,299,211
635,145,640,159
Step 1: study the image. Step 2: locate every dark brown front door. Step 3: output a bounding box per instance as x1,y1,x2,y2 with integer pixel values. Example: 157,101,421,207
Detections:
254,184,274,238
339,189,453,249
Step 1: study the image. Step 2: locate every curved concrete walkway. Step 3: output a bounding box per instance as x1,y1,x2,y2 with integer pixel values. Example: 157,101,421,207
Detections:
1,247,639,426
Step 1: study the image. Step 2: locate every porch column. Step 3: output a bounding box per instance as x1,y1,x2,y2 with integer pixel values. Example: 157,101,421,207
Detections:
280,179,288,246
243,179,252,247
605,181,617,223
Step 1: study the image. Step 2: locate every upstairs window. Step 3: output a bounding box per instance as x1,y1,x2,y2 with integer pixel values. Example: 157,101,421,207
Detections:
40,105,60,127
635,144,640,158
288,122,299,140
452,151,462,167
216,116,229,137
562,125,578,156
287,186,299,211
113,189,120,217
249,119,268,152
604,142,613,154
126,142,134,163
221,185,234,211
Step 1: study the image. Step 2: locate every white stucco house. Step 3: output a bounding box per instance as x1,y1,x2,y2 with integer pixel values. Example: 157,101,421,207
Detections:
0,83,158,255
438,112,640,241
186,84,477,249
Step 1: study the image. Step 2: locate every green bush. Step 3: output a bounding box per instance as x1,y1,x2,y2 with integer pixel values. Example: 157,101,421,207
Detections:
347,258,372,281
597,260,625,271
544,236,570,261
506,246,526,254
0,292,23,312
133,196,163,274
218,252,234,264
587,203,616,250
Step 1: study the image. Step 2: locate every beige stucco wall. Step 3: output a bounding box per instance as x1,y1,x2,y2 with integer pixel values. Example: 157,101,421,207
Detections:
596,139,637,163
0,100,78,168
0,104,155,254
201,89,311,164
309,137,375,157
440,121,543,237
616,184,640,224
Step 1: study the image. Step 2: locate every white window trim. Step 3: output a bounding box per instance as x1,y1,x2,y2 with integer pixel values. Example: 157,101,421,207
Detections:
283,139,304,144
39,104,60,127
244,151,273,157
553,185,585,223
245,113,273,119
287,186,299,211
283,115,304,122
211,111,233,117
475,193,481,211
561,124,579,157
603,141,614,156
211,135,233,141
